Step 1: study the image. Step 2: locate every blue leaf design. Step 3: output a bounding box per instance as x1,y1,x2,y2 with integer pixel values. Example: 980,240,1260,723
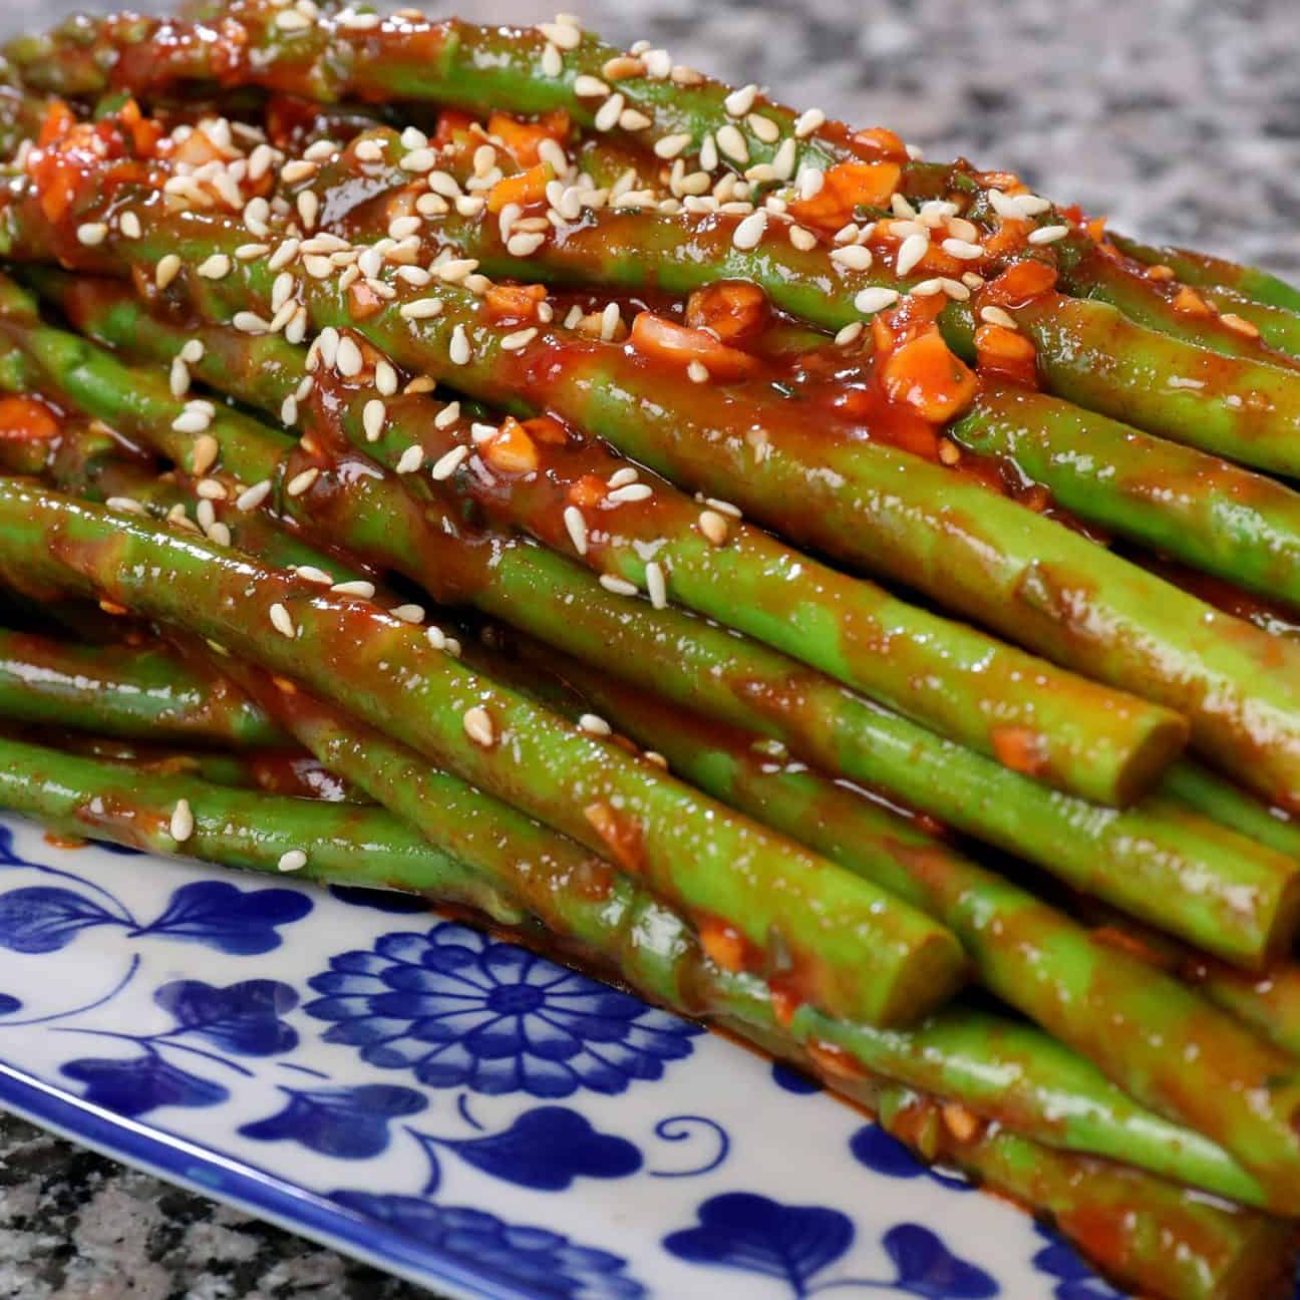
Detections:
238,1083,427,1158
330,1193,645,1298
883,1224,999,1299
0,992,21,1015
663,1192,853,1295
0,886,116,953
61,1051,228,1117
434,1106,642,1191
771,1062,823,1095
1031,1224,1124,1299
154,979,299,1056
138,881,312,954
848,1124,974,1194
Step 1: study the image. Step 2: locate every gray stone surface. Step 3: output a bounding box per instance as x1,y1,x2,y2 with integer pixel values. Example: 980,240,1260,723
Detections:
0,0,1298,1295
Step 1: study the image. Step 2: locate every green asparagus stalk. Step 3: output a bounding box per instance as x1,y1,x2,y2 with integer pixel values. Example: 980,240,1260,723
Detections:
0,627,281,745
0,477,971,1029
1112,233,1300,314
0,721,1277,1231
32,268,1192,807
7,276,1294,969
0,731,525,921
482,631,1300,1188
1162,763,1300,861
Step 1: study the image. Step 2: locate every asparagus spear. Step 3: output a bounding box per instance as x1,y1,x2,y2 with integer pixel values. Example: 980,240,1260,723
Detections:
0,731,525,921
0,721,1277,1230
0,627,281,745
0,477,971,1029
6,277,1293,968
1112,232,1300,314
1162,763,1300,861
481,630,1300,1187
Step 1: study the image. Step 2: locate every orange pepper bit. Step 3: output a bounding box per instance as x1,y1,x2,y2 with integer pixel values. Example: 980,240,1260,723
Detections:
521,414,570,446
983,259,1058,308
0,395,62,442
37,100,76,149
486,161,554,214
974,323,1039,387
805,1038,871,1081
788,160,902,233
850,126,909,162
1172,286,1215,317
484,281,548,325
480,416,540,475
697,917,750,974
685,281,771,344
1145,263,1176,282
432,108,480,151
940,1102,983,1144
991,725,1048,778
347,278,387,320
628,311,761,381
582,800,646,874
879,330,979,425
487,109,571,167
567,474,607,509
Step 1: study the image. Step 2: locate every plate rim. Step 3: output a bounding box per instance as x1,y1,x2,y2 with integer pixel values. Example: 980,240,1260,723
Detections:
0,1054,540,1300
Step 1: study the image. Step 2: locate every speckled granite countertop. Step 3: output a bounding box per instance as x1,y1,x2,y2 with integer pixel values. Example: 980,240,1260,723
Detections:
2,0,1299,1295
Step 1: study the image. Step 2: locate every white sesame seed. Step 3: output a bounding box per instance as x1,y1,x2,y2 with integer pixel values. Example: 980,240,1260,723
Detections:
579,713,612,736
269,602,296,638
172,407,212,435
196,478,227,501
748,113,780,144
607,482,653,504
170,798,194,842
687,360,710,384
280,396,298,425
449,324,472,366
794,107,825,138
608,467,639,488
715,124,749,164
297,190,319,230
295,565,334,585
206,521,232,546
463,705,496,748
541,42,563,77
105,496,146,515
236,480,272,511
400,297,444,320
155,254,182,289
279,159,318,186
789,225,818,252
195,499,216,532
854,286,900,315
354,138,385,163
196,253,231,280
501,326,538,352
830,244,874,271
355,399,385,444
563,504,589,555
428,170,462,199
1028,224,1070,245
277,849,307,873
233,311,269,335
599,573,639,596
169,357,191,398
911,278,944,297
574,74,609,97
620,108,653,132
426,625,448,651
275,7,311,30
191,434,219,475
834,321,865,346
732,209,767,251
942,237,984,261
267,238,300,271
286,467,319,497
76,222,108,247
699,133,719,171
431,444,470,480
331,579,376,598
119,211,142,240
395,444,424,473
471,423,498,445
375,360,399,396
724,83,758,118
896,232,929,278
538,19,581,50
645,560,667,608
653,132,692,160
247,146,276,183
594,93,625,133
979,305,1019,329
698,509,729,544
391,603,424,623
335,336,363,377
181,339,206,365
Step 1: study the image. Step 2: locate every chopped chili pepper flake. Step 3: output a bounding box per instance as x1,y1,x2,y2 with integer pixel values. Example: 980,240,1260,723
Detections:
0,395,61,442
879,330,978,425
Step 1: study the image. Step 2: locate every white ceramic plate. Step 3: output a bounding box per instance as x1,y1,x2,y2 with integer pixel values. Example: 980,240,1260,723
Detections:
0,813,1125,1298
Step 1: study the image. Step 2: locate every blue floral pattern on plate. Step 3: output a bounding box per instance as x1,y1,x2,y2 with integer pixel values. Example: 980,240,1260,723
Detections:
0,817,1157,1297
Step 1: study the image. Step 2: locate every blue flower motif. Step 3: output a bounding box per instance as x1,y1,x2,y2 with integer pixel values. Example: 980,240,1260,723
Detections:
240,1083,427,1159
0,992,22,1015
135,881,312,954
0,886,116,953
304,921,700,1097
330,1193,645,1298
61,1049,229,1117
1031,1225,1124,1299
771,1061,823,1095
849,1124,973,1193
882,1224,999,1298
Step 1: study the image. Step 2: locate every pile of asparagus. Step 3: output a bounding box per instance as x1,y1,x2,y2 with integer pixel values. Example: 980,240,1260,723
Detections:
4,3,1300,1293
